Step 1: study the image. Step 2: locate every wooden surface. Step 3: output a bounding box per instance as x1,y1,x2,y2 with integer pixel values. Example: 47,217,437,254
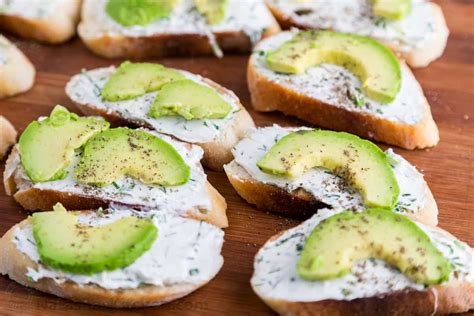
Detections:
0,1,473,315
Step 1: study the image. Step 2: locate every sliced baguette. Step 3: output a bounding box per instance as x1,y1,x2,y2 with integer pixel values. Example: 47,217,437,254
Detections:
248,32,439,150
0,0,81,44
0,210,224,308
266,0,449,68
0,35,35,98
78,0,281,58
66,66,255,171
0,116,17,159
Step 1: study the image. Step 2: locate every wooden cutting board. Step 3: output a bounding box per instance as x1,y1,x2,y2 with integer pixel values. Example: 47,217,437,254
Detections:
0,1,472,314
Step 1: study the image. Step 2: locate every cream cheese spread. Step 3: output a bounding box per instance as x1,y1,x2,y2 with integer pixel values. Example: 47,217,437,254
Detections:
0,35,10,65
268,0,446,52
252,31,428,125
66,67,241,143
228,125,429,214
251,208,473,302
13,208,224,290
9,129,212,216
0,0,62,18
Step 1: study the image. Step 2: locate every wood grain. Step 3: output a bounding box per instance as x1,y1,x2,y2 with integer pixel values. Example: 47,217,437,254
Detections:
0,0,473,314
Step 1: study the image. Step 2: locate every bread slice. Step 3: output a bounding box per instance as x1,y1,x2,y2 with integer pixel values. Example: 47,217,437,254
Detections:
78,0,281,58
4,129,228,228
0,0,81,44
251,209,474,315
66,65,255,171
0,35,35,98
0,116,17,159
266,0,449,68
0,209,225,308
248,31,439,150
224,126,438,226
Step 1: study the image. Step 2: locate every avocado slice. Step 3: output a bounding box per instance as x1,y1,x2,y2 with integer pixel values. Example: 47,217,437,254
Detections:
266,31,401,104
19,105,110,183
297,209,452,285
372,0,411,20
32,204,157,275
106,0,178,27
194,0,228,24
102,61,184,101
257,130,399,209
75,128,190,186
148,79,233,120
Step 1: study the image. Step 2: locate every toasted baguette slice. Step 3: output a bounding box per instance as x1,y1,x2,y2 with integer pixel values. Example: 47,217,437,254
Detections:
266,0,448,68
0,35,35,98
66,65,255,171
224,126,438,226
78,0,281,58
0,116,17,159
248,31,439,150
4,129,228,228
252,209,474,315
0,0,81,44
0,208,225,308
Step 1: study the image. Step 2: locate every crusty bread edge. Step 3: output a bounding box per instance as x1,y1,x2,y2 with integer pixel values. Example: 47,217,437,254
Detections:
0,218,221,308
0,39,35,98
0,116,17,159
0,0,81,44
265,1,449,68
247,58,439,150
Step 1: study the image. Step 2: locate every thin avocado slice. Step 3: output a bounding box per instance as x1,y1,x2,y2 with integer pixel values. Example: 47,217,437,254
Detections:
372,0,411,20
102,61,184,101
19,105,110,183
75,128,190,186
266,31,401,104
297,209,453,285
106,0,178,27
194,0,228,24
257,130,399,209
32,203,158,275
149,79,233,120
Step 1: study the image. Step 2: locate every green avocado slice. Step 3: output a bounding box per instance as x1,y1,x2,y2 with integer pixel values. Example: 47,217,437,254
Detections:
266,31,401,104
32,204,158,275
106,0,178,27
149,79,233,120
194,0,228,24
75,128,190,186
297,209,453,285
19,105,110,183
257,130,399,209
372,0,411,20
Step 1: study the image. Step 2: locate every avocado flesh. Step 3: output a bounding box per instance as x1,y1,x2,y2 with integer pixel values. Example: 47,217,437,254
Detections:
75,128,190,186
106,0,178,27
194,0,228,24
149,79,233,120
32,206,158,275
257,130,399,209
102,61,184,101
372,0,411,20
19,105,110,183
266,31,401,104
297,209,452,285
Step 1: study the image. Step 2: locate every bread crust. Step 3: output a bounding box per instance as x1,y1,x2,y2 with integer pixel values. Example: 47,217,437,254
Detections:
71,74,255,171
0,37,35,98
224,161,438,226
4,147,228,228
0,116,17,159
0,218,219,308
247,59,439,150
266,1,448,68
0,0,81,44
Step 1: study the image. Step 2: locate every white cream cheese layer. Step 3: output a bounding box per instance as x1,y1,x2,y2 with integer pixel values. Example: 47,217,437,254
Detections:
228,125,428,214
251,208,473,302
66,67,241,143
9,129,212,215
14,208,224,290
79,0,275,46
0,35,11,65
268,0,446,52
252,31,427,125
0,0,62,18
